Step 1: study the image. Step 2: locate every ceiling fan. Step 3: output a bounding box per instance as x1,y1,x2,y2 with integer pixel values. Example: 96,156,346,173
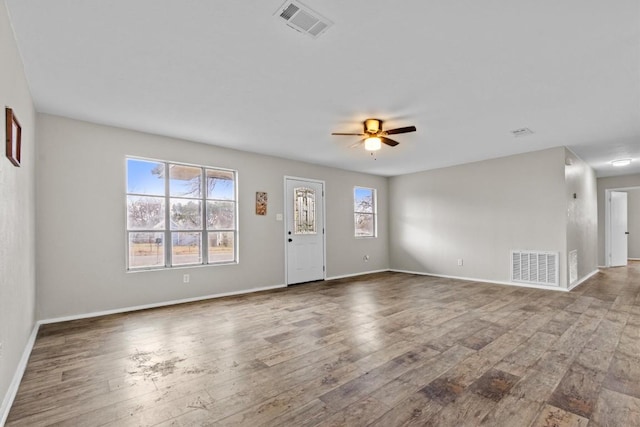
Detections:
332,118,417,151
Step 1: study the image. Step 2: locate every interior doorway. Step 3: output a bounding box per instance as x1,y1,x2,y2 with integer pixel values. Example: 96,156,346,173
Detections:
608,190,628,267
604,186,640,267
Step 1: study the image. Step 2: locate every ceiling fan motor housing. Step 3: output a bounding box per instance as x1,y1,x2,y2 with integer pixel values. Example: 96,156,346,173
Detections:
364,118,382,134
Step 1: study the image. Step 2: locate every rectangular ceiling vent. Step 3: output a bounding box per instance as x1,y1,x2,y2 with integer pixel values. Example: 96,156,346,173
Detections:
511,250,559,287
274,1,333,38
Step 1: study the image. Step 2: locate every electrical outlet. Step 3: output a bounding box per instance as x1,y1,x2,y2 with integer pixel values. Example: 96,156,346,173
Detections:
363,255,370,262
183,274,190,283
457,258,463,266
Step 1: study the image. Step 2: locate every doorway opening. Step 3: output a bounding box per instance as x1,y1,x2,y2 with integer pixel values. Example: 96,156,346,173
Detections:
605,186,640,267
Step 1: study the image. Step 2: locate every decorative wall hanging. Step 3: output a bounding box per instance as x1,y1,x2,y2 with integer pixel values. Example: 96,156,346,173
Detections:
5,107,21,167
256,191,267,215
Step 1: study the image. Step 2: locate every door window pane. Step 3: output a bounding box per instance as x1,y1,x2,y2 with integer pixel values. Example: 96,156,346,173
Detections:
294,187,316,234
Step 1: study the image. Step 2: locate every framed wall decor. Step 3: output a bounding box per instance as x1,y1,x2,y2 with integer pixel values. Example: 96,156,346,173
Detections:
6,107,21,167
256,191,267,215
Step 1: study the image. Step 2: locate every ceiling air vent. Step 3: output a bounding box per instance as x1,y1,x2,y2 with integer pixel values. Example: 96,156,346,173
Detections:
275,1,333,39
511,128,534,137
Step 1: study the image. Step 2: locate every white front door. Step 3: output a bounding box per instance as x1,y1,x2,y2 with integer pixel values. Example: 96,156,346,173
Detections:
610,191,628,267
285,178,325,285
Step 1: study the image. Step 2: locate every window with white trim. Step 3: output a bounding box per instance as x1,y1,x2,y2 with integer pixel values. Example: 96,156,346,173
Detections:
126,158,237,270
354,186,376,237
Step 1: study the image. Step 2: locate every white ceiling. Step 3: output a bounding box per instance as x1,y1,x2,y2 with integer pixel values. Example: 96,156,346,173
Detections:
6,0,640,177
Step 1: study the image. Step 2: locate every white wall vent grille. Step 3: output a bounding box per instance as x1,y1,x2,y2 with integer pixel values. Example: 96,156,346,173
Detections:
274,1,333,38
511,250,559,286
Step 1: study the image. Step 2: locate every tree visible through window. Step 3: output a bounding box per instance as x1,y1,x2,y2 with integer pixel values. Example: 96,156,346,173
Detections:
126,158,237,269
354,187,376,237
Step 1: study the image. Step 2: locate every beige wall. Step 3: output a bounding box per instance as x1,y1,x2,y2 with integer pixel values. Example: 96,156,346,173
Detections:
34,111,604,319
0,0,37,419
596,173,640,265
628,189,640,259
35,114,389,320
564,148,598,285
389,147,574,287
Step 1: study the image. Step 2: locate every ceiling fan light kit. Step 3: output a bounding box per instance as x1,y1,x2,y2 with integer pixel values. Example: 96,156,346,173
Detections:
364,137,382,151
332,118,416,153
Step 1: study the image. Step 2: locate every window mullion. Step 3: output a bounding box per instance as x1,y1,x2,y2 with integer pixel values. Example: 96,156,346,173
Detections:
165,162,171,267
202,167,208,265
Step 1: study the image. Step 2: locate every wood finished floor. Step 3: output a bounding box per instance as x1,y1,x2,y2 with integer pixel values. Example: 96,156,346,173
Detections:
7,263,640,426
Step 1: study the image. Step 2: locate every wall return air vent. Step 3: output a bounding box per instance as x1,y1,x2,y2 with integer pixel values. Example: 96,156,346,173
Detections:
275,1,333,38
511,250,559,287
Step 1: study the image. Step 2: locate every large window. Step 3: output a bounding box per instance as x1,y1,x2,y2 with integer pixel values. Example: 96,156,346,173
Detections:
126,158,237,270
354,186,376,237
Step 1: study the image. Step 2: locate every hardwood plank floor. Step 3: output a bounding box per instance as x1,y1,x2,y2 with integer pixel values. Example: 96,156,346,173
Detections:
6,262,640,426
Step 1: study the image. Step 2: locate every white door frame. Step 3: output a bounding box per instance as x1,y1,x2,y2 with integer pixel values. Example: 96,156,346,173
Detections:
284,176,327,285
605,187,637,267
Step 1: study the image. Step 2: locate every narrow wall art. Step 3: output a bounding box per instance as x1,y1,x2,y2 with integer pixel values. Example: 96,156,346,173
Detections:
5,107,21,167
256,191,267,215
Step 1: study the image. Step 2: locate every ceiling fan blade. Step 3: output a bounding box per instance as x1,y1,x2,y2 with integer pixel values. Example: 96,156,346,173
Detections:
380,136,400,147
349,140,364,148
332,132,365,136
384,126,416,135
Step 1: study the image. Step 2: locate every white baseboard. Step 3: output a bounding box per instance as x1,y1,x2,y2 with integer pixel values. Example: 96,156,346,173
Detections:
390,269,570,292
568,269,600,291
326,269,390,281
599,261,639,268
1,323,39,427
39,284,286,325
